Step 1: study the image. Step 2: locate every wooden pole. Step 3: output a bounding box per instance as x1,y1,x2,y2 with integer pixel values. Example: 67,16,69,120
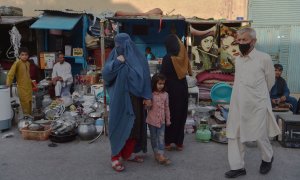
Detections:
100,19,108,136
88,19,108,144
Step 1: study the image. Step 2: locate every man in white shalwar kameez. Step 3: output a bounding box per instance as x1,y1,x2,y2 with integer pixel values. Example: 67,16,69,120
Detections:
225,28,281,178
51,52,73,98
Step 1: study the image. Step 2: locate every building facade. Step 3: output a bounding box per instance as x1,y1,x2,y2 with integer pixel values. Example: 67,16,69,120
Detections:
249,0,300,93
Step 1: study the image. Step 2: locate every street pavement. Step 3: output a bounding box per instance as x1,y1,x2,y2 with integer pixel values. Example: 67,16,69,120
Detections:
1,128,299,180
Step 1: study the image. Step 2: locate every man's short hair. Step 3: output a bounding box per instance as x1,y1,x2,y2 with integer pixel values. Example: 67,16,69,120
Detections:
237,27,256,40
274,64,283,71
18,47,29,55
57,51,64,56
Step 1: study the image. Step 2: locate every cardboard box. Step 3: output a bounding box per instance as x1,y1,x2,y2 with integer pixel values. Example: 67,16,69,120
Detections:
39,52,56,69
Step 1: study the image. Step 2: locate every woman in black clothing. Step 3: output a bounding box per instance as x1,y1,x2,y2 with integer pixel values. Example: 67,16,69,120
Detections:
161,34,192,151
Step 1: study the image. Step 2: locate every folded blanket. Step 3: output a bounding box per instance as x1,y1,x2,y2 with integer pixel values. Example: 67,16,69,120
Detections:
196,71,234,83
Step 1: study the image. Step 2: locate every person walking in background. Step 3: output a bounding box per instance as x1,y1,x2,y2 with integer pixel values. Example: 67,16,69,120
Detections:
270,63,298,114
160,34,192,151
6,47,32,115
225,27,281,178
146,73,171,165
102,33,152,172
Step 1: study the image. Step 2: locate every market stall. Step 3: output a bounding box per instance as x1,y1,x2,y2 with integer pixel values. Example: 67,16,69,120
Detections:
0,14,39,132
0,16,38,82
184,19,252,143
108,13,187,75
0,10,109,141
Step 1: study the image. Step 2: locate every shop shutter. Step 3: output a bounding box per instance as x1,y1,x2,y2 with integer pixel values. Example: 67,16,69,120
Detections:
248,0,300,92
287,26,300,92
248,0,300,26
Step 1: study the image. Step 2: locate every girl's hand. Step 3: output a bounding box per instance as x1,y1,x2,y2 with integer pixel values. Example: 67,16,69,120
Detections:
166,122,171,126
143,99,152,109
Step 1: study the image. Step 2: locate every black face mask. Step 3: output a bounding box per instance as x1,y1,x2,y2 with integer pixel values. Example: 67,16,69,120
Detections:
238,43,251,56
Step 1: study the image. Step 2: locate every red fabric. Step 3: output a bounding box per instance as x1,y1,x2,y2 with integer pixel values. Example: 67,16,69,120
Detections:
0,60,40,81
159,17,162,32
196,71,234,83
111,138,136,161
93,48,112,68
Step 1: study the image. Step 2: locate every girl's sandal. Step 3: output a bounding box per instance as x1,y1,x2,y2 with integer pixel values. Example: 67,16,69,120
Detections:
156,156,171,165
112,160,125,172
127,155,144,163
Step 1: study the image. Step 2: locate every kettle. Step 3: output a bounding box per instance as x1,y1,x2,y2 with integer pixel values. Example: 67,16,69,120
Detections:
77,118,96,140
196,124,211,142
18,115,33,131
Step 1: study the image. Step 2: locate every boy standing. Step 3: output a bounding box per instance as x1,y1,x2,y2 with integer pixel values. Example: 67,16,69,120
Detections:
6,47,32,115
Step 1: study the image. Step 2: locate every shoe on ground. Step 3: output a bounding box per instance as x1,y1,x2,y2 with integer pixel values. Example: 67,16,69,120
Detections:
155,155,171,165
225,168,246,178
260,157,273,174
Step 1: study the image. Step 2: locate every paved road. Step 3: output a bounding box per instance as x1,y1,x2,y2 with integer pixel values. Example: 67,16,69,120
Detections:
1,128,299,180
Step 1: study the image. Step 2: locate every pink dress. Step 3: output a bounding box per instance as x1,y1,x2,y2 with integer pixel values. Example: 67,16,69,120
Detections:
146,91,171,128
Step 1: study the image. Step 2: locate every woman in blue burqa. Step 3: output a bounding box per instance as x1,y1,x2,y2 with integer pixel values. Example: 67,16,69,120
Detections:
102,33,152,172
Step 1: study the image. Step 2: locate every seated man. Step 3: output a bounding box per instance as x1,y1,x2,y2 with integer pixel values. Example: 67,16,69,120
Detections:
51,51,73,98
270,64,298,113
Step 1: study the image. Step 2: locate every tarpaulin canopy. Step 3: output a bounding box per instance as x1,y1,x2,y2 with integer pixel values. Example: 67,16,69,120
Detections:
30,14,81,30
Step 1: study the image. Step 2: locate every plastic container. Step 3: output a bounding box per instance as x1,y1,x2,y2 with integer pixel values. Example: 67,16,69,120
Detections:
95,118,104,134
210,82,232,104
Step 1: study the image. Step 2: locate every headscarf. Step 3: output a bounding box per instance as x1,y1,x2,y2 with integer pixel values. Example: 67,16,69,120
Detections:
102,33,152,156
165,34,192,79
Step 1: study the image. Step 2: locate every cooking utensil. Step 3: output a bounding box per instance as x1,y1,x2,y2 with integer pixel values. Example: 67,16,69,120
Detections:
89,111,102,118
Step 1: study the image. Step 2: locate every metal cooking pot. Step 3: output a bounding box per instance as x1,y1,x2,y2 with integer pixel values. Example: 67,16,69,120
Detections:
77,119,96,140
18,116,33,131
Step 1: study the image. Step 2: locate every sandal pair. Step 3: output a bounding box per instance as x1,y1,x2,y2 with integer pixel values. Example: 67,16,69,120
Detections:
112,160,125,172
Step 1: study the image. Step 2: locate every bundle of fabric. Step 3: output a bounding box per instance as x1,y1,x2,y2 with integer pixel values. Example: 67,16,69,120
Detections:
198,86,211,100
196,70,234,101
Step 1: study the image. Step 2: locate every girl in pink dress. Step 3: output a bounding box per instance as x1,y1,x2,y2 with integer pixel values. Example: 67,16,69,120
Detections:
146,73,171,165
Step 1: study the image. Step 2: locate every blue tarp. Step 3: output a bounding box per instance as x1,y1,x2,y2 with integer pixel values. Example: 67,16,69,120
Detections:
30,15,81,30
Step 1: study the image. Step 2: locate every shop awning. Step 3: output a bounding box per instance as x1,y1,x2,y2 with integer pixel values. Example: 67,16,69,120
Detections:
30,15,81,30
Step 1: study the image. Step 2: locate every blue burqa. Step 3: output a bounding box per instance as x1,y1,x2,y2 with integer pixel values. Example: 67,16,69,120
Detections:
102,33,152,156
